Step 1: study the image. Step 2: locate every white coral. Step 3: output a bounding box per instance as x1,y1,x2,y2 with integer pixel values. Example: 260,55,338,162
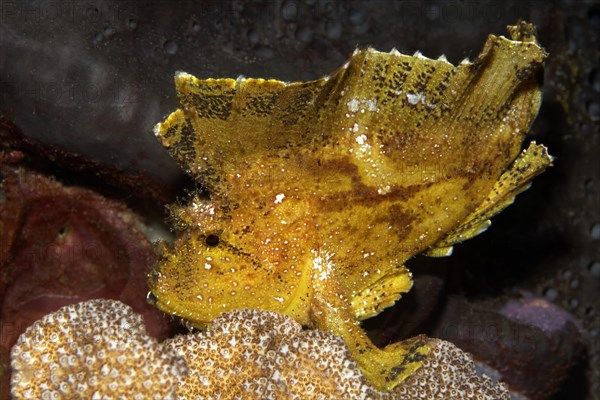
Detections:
11,300,509,399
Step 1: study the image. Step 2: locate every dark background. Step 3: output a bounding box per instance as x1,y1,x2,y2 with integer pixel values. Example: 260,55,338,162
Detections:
1,1,598,399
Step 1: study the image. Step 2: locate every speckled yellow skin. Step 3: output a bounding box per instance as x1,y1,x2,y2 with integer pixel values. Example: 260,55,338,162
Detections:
150,22,552,391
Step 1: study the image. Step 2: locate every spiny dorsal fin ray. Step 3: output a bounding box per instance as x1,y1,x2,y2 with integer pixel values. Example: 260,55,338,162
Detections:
157,32,545,200
156,72,330,193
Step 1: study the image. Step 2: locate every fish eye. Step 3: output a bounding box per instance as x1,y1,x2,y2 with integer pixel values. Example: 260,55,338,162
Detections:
205,234,220,247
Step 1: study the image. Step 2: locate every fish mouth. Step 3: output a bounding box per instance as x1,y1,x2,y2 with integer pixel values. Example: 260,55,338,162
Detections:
147,282,209,329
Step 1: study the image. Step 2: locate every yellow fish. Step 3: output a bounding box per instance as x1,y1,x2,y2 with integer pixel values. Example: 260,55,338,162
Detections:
150,22,553,391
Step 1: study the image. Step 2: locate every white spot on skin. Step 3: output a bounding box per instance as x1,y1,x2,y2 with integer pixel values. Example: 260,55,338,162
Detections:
364,99,377,111
377,185,391,195
312,250,335,282
355,134,367,145
274,193,285,204
347,98,378,113
204,263,212,270
274,297,284,303
347,98,360,113
406,93,419,105
351,123,360,132
406,92,426,105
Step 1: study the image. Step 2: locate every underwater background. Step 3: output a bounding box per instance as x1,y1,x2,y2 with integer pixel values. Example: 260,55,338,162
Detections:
1,1,599,399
